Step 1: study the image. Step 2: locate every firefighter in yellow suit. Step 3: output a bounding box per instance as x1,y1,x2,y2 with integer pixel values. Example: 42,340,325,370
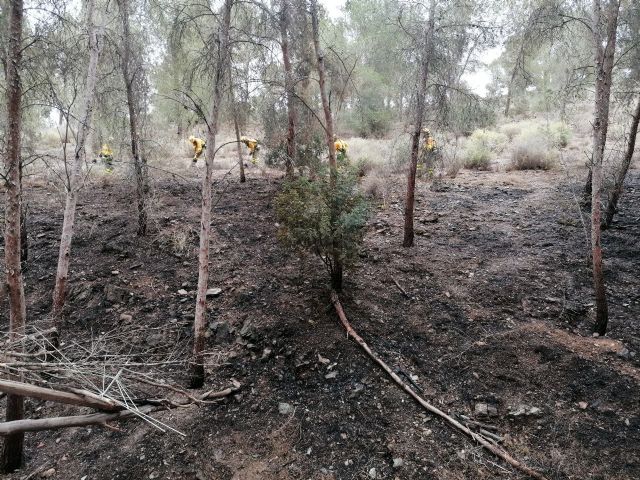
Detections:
99,144,114,173
189,135,206,164
418,128,437,177
422,128,436,152
334,137,348,155
240,135,259,164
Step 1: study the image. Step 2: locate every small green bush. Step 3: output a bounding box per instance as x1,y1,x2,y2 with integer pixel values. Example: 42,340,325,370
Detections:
547,121,571,148
462,129,508,170
499,122,522,141
275,166,370,290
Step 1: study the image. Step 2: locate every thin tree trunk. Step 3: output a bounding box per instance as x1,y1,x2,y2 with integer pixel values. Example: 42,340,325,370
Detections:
20,203,27,263
51,0,102,327
590,0,619,335
191,0,233,388
403,0,435,248
2,0,27,472
117,0,149,236
310,0,341,290
603,95,640,229
504,38,526,118
227,61,246,183
504,66,517,118
280,0,296,179
231,103,246,183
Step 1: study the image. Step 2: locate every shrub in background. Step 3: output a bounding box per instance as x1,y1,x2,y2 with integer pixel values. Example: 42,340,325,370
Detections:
547,121,571,148
508,129,556,171
462,129,508,170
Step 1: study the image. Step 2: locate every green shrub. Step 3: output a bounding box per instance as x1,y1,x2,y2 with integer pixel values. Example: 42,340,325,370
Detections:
499,122,522,140
275,166,370,290
547,121,571,148
462,129,508,170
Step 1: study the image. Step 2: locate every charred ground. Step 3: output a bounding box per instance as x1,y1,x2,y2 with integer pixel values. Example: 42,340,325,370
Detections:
2,165,639,479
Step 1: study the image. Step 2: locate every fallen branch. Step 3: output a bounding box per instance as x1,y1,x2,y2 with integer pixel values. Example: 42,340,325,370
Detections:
330,292,548,480
0,379,120,411
457,414,499,431
201,379,241,400
392,277,411,299
0,405,159,436
3,327,57,348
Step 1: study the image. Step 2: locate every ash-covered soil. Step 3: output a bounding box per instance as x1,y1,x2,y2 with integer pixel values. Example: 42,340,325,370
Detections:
2,164,639,479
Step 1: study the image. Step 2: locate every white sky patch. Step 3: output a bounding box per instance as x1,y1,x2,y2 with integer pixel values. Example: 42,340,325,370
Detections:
323,0,347,18
462,46,503,97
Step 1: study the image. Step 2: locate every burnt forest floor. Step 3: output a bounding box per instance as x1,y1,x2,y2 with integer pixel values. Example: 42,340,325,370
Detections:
2,163,640,480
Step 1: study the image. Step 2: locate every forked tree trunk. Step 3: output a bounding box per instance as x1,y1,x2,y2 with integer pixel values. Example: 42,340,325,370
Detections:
280,0,296,179
603,95,640,229
2,0,27,472
310,0,340,290
227,60,246,183
191,0,233,388
590,0,620,335
117,0,149,236
403,0,435,248
52,0,102,326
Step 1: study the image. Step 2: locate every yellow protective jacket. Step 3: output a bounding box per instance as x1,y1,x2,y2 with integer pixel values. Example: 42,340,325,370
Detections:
424,137,436,152
189,136,206,154
240,136,258,154
100,144,113,157
334,139,347,154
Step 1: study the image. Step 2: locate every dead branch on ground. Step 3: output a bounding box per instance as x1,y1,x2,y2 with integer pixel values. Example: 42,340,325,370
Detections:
330,291,548,480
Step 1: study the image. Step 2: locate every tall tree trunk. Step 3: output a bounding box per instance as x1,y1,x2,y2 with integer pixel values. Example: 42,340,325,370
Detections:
280,0,296,179
2,0,27,472
310,0,341,290
191,0,233,388
51,0,102,325
504,65,518,117
504,37,527,118
227,61,246,183
602,95,640,229
590,0,619,336
117,0,149,236
403,0,435,248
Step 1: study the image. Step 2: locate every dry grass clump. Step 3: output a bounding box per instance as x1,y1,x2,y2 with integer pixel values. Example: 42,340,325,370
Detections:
508,130,557,171
360,169,388,202
345,137,392,166
499,122,523,140
159,223,196,256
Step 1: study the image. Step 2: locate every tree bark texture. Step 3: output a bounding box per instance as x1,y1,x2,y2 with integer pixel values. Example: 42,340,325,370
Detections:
310,0,341,290
603,95,640,229
590,0,619,335
281,0,297,179
52,0,103,324
2,0,27,472
227,60,246,183
117,0,149,236
191,0,233,388
403,0,435,248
